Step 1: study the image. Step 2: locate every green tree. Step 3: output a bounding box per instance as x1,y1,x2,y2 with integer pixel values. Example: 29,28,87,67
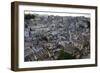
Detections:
57,49,75,60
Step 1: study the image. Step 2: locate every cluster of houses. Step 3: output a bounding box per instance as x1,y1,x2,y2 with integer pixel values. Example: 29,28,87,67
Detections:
24,13,90,61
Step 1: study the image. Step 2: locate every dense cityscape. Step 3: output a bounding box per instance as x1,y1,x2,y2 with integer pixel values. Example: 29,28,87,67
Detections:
24,13,90,62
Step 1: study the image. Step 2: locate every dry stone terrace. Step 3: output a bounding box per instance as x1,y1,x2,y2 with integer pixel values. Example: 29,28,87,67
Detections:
24,13,90,62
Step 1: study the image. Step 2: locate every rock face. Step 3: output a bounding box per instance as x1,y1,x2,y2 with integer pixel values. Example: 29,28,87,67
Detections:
24,14,90,62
